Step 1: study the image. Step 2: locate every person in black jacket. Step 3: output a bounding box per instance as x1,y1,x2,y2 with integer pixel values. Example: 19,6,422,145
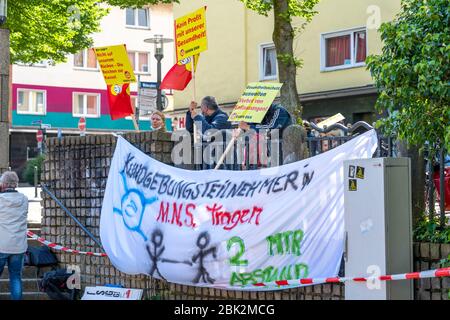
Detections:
238,102,292,135
186,96,231,134
237,103,293,168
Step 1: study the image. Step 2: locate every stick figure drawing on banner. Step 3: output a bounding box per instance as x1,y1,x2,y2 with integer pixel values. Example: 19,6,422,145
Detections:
192,232,217,284
113,170,158,241
146,229,166,280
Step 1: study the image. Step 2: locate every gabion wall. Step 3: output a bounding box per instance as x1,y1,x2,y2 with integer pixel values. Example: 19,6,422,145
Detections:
40,132,448,300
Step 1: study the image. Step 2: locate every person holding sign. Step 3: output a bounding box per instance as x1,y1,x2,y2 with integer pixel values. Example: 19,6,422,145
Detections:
238,103,292,135
237,103,293,168
186,96,231,134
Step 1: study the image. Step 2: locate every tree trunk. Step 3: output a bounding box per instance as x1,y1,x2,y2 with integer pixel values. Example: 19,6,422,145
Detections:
0,28,10,174
273,0,302,121
397,141,426,227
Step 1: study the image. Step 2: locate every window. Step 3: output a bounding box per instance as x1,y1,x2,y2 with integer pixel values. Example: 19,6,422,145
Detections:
73,48,98,69
126,8,149,28
321,28,367,71
72,93,100,118
260,44,278,80
127,51,150,74
17,89,46,115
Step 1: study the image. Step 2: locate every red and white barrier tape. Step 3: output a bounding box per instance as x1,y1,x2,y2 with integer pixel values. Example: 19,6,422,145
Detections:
27,231,107,257
27,231,449,286
249,267,450,288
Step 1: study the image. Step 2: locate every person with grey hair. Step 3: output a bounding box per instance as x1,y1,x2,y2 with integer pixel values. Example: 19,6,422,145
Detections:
0,171,28,300
186,96,231,134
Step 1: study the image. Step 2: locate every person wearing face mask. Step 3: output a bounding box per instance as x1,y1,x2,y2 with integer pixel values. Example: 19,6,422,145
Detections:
150,111,167,132
185,96,231,134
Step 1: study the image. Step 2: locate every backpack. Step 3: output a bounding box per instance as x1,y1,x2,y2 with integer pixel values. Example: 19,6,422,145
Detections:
24,246,58,277
39,269,80,300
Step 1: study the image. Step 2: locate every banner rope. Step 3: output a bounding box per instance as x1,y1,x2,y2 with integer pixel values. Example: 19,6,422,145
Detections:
27,231,107,257
245,267,450,288
28,231,449,285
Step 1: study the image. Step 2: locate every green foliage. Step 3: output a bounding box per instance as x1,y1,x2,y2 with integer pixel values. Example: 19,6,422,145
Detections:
440,255,450,268
367,0,450,154
277,53,303,68
6,1,108,64
240,0,319,23
22,155,45,186
105,0,178,9
4,0,179,64
440,253,450,299
413,215,450,244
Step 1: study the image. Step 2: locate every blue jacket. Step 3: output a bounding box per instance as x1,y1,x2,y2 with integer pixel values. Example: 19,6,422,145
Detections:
186,109,231,134
249,103,293,133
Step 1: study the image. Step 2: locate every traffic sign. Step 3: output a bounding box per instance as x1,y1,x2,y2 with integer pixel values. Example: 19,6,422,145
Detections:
138,82,157,112
139,81,158,89
36,130,43,143
140,88,157,97
78,117,86,136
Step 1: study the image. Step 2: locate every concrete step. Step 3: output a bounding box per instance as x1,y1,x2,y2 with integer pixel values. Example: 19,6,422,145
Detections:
1,266,54,279
27,223,41,230
0,292,50,300
0,278,40,292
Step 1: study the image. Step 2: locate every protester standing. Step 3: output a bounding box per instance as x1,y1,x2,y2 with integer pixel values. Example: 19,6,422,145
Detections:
0,171,28,300
151,111,167,132
186,96,231,134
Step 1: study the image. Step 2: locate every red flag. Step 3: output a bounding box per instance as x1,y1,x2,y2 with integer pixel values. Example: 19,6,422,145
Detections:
160,55,199,91
106,83,134,120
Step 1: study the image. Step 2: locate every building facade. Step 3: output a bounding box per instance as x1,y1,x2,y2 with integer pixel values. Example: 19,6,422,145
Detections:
168,0,401,128
10,4,175,175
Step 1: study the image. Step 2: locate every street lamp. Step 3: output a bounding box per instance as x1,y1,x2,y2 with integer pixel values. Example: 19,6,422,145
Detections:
144,35,173,111
0,0,7,26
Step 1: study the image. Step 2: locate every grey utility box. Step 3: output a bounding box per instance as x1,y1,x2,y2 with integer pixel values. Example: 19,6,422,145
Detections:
344,158,413,300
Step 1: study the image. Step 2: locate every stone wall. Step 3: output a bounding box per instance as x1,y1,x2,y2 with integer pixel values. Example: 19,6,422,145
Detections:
40,132,448,300
413,243,450,300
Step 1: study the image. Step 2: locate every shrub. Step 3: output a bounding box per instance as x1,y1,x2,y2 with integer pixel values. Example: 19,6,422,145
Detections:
413,215,450,244
22,155,45,186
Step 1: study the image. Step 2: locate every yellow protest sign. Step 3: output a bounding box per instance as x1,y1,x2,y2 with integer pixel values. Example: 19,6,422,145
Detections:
228,82,283,123
175,7,207,62
316,113,345,129
94,45,136,85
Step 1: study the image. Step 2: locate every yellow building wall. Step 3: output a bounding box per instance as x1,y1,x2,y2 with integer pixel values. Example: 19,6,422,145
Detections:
172,0,401,110
172,0,247,108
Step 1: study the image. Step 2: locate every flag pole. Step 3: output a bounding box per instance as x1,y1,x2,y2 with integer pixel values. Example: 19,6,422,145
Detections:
131,114,139,131
214,128,241,170
192,56,200,144
191,56,197,101
131,99,139,131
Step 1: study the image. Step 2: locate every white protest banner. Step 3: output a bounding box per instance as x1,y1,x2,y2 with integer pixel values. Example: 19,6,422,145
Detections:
81,286,143,300
100,130,378,290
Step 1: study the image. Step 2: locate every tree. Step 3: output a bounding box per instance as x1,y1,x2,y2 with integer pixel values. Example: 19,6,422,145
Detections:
4,0,176,64
115,0,320,122
6,1,106,64
5,0,319,121
367,0,449,154
367,0,449,227
241,0,320,121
